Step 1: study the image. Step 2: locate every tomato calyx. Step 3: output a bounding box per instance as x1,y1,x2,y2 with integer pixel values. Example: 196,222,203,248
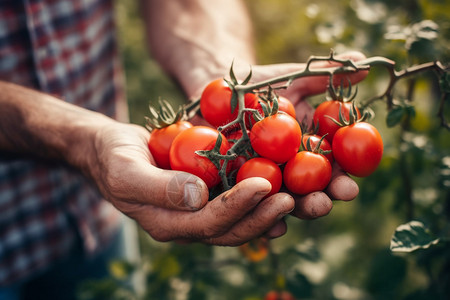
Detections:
195,134,238,189
301,134,332,156
327,101,371,127
145,99,186,130
327,76,358,103
256,87,281,118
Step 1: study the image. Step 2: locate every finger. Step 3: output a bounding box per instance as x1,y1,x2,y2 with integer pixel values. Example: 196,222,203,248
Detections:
126,177,273,243
202,192,295,245
326,163,359,201
264,219,288,239
114,163,210,211
291,192,333,219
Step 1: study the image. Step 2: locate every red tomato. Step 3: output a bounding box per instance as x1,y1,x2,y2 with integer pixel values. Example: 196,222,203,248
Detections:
332,122,383,177
313,101,361,143
200,79,259,128
283,151,332,195
236,157,282,198
250,113,302,164
265,290,296,300
250,96,296,127
302,134,334,164
277,96,296,119
170,126,230,188
148,121,193,169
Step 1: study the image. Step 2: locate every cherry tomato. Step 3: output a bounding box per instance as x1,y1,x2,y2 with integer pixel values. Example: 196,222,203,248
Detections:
200,79,259,128
265,290,296,300
302,134,334,164
236,157,282,198
313,101,361,143
250,113,302,164
250,96,296,128
170,126,230,188
148,121,193,169
283,151,332,195
239,237,269,262
332,122,383,177
277,96,296,119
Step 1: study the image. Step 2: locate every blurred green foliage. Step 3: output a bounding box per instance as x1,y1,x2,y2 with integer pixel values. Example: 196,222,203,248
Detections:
79,0,450,299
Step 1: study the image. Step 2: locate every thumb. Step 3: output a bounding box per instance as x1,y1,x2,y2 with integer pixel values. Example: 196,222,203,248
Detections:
160,170,210,210
108,164,210,212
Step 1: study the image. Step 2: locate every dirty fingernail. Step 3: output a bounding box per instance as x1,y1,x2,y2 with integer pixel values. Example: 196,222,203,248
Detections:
184,181,203,210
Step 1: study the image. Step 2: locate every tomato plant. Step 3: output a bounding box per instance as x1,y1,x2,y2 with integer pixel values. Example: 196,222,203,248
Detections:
313,100,361,143
332,122,383,177
200,79,259,128
250,113,302,164
236,157,282,198
148,120,193,169
170,126,230,188
283,151,332,195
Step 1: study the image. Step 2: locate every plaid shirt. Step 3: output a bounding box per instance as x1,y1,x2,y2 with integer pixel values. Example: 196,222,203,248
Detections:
0,0,125,285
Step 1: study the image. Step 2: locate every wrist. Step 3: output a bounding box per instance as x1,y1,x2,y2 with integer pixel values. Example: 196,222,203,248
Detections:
0,81,116,174
62,111,116,175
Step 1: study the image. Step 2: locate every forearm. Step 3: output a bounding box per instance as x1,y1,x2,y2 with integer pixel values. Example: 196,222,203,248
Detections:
141,0,256,98
0,81,113,169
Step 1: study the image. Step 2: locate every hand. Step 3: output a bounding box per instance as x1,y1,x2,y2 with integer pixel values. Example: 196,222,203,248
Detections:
87,121,294,245
190,51,367,220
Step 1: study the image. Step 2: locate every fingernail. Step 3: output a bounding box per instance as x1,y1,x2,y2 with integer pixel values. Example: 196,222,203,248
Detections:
252,191,269,202
277,213,287,221
278,200,294,220
184,181,203,210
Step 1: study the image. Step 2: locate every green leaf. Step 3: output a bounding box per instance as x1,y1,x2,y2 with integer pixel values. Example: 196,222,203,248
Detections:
154,254,181,280
386,106,405,127
390,220,441,253
439,72,450,93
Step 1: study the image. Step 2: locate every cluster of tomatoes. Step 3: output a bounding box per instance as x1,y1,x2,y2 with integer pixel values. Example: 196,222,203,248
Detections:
147,78,383,198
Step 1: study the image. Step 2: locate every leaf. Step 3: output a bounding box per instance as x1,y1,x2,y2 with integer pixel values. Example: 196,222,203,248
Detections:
153,254,181,280
439,72,450,93
108,260,135,280
386,106,405,127
390,220,441,253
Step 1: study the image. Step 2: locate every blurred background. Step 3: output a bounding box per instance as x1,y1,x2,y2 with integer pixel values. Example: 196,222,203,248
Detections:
78,0,450,299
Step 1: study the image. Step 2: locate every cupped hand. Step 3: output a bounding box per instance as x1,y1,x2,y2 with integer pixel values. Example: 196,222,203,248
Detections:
87,121,294,245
